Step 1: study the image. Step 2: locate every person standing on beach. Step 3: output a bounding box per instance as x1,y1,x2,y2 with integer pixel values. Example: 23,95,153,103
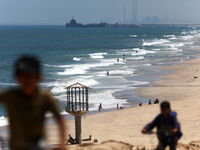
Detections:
142,101,182,150
0,55,66,150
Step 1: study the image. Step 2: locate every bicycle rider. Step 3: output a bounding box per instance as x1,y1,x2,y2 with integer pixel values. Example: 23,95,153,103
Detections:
142,101,182,150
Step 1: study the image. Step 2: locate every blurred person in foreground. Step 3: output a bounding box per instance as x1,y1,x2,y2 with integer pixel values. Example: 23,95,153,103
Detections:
142,101,182,150
0,55,66,150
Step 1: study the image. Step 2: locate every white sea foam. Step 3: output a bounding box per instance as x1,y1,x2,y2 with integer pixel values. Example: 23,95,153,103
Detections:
131,81,149,86
89,53,107,59
131,49,155,55
164,43,185,51
127,56,145,60
129,35,137,37
108,70,133,75
49,78,99,95
163,35,176,38
142,39,170,46
42,63,70,68
133,48,143,51
0,116,8,127
153,49,161,51
89,90,127,111
117,48,155,56
0,83,17,86
73,57,82,61
57,66,88,75
97,70,133,77
163,35,177,40
57,58,116,76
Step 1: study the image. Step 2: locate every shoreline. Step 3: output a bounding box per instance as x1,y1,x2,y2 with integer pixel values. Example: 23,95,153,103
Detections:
50,56,200,149
1,56,200,149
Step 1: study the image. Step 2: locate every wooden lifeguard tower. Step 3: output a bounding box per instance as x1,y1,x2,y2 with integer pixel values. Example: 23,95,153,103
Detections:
65,82,90,144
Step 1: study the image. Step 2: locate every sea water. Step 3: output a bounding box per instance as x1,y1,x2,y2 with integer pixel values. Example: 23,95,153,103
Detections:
0,25,200,126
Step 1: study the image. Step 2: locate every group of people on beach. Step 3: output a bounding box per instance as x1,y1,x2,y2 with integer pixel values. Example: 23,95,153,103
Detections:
0,55,183,150
139,98,159,106
66,134,92,145
149,98,160,105
117,104,125,109
107,54,127,76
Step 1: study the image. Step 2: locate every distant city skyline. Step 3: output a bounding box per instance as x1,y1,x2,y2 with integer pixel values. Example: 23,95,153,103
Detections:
0,0,200,25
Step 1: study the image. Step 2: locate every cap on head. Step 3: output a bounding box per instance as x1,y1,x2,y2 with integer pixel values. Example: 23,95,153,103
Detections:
160,101,170,109
14,55,41,77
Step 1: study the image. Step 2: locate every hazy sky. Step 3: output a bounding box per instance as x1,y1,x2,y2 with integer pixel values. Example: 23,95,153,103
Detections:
0,0,200,25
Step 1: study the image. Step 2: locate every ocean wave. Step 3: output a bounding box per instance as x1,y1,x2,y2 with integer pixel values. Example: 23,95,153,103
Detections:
89,52,107,59
57,59,116,76
131,81,149,86
108,70,133,75
73,57,82,61
57,66,88,75
42,63,70,68
0,116,8,127
117,48,155,56
0,83,17,86
49,78,99,95
131,49,155,55
129,35,137,37
89,90,127,111
96,70,133,77
142,39,170,46
163,35,176,38
127,56,145,60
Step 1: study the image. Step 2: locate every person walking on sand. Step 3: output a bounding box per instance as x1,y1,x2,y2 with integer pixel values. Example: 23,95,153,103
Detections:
142,101,182,150
0,55,66,150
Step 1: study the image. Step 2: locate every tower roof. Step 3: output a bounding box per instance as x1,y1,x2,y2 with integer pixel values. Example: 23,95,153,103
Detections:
65,82,90,89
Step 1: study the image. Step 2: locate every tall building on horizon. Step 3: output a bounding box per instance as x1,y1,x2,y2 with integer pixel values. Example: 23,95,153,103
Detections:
123,3,126,24
132,0,138,24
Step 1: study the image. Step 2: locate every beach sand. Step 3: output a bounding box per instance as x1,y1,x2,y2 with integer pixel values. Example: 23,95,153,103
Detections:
46,58,200,150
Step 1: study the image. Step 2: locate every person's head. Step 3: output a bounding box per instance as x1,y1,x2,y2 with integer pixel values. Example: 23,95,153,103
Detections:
14,55,42,97
160,101,171,117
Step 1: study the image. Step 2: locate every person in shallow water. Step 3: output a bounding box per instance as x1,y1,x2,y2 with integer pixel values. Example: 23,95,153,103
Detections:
142,101,182,150
107,70,109,76
0,55,66,150
98,103,102,111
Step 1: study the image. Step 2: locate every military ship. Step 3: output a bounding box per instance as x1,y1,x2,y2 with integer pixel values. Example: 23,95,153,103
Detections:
66,19,107,28
66,19,139,28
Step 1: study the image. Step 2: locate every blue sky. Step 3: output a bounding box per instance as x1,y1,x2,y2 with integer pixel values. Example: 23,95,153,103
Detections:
0,0,199,25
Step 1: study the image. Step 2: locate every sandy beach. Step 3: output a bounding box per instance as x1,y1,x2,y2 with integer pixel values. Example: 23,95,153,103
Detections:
46,58,200,150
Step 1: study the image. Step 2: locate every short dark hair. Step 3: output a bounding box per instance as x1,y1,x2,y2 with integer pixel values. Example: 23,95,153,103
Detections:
160,101,170,109
14,55,41,77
